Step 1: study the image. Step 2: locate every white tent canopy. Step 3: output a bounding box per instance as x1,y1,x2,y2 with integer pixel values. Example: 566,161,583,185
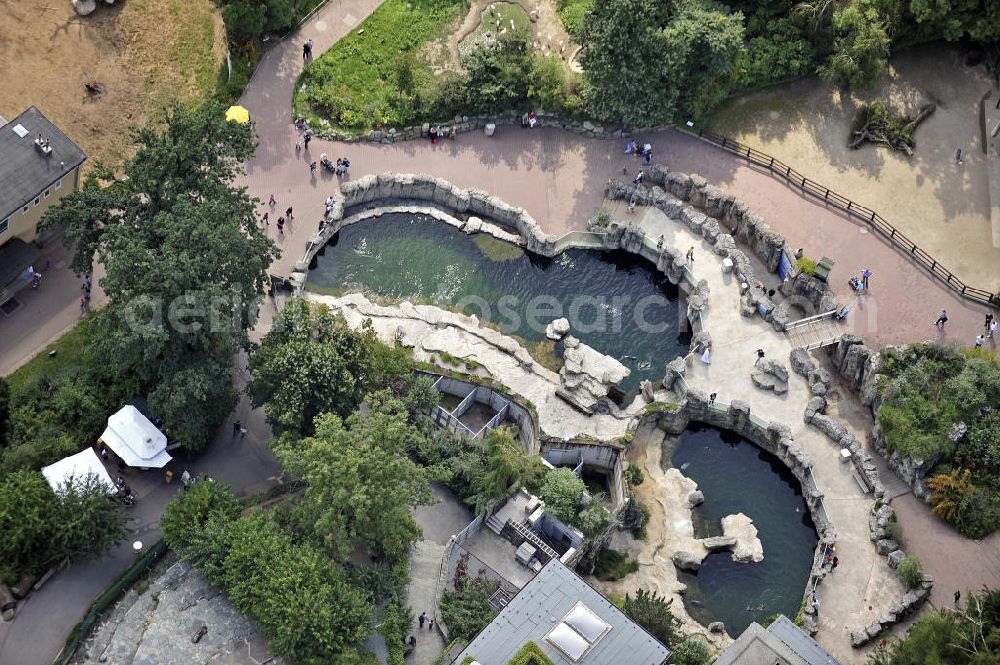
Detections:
41,448,115,494
100,405,172,469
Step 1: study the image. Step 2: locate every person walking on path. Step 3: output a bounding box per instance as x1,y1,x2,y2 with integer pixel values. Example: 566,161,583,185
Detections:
303,132,311,151
418,612,426,628
985,313,994,331
427,618,434,631
309,161,317,175
976,334,985,348
285,206,294,221
261,212,269,227
303,39,314,62
686,246,694,263
232,420,244,439
633,169,644,185
955,590,961,606
754,348,765,366
861,268,872,289
268,193,276,207
990,320,998,340
277,217,285,235
935,309,948,327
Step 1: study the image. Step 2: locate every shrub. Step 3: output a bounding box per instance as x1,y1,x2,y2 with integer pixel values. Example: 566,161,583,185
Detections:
577,500,612,537
625,463,644,486
507,642,555,665
670,636,712,665
795,256,817,275
621,589,682,648
539,468,586,524
897,555,923,589
593,549,639,581
439,576,500,641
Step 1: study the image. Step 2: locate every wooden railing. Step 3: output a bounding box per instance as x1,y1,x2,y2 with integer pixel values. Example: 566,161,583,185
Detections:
696,128,998,307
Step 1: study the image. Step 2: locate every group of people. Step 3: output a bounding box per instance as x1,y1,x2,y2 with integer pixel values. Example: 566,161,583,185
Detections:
848,268,873,293
625,140,654,165
519,111,538,129
935,310,997,348
262,198,295,236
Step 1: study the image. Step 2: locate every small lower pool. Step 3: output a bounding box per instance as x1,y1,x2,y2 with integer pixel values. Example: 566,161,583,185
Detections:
307,213,691,389
671,425,817,636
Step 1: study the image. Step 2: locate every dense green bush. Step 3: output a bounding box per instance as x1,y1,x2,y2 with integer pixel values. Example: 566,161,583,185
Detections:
593,548,638,580
867,588,1000,665
621,589,683,650
507,642,556,665
897,555,923,589
875,344,1000,536
440,576,500,641
222,0,296,41
669,637,713,665
539,467,586,524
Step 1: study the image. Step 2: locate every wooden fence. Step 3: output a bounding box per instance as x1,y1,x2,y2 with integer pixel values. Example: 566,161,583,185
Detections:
696,128,997,307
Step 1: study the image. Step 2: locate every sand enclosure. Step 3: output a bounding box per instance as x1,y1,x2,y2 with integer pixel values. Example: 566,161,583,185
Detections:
0,0,226,169
707,43,999,292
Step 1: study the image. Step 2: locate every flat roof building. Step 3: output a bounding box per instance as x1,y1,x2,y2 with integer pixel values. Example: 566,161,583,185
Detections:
454,559,670,665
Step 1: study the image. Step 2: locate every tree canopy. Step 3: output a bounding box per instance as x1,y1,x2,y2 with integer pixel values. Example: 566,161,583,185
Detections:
275,394,432,562
41,101,278,451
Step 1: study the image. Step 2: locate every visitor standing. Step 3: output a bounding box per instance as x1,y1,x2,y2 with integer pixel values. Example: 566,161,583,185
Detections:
686,247,694,262
233,420,243,439
656,235,664,249
708,392,717,406
419,612,426,628
830,556,839,572
303,132,311,150
303,39,314,62
262,212,269,226
285,206,294,221
990,320,998,339
427,618,434,631
976,334,985,348
634,169,644,185
309,161,317,175
861,268,872,289
277,217,285,235
268,193,276,207
754,348,765,366
934,309,948,327
955,590,961,606
985,313,993,331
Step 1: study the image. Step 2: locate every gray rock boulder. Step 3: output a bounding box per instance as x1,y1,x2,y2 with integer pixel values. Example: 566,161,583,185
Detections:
72,0,96,14
701,536,737,551
751,359,789,394
790,347,815,377
708,621,726,633
557,339,630,414
671,551,702,572
545,317,570,340
688,490,705,507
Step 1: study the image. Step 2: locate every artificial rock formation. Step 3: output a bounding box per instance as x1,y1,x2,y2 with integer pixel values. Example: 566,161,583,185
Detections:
721,513,764,563
557,336,631,414
750,359,789,394
545,317,570,340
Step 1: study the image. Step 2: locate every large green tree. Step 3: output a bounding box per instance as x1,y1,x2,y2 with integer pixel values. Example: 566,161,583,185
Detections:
249,299,385,437
538,467,586,525
578,0,744,124
41,101,279,450
621,588,683,649
818,2,890,88
275,395,432,562
466,427,546,515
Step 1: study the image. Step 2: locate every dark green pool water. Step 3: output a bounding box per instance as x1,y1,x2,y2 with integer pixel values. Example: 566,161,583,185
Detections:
671,425,817,636
307,214,690,389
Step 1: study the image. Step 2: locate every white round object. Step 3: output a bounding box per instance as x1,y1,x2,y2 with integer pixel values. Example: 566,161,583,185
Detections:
133,540,144,552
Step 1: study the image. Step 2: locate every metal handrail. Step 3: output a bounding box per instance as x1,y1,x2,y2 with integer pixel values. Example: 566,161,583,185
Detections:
696,128,997,307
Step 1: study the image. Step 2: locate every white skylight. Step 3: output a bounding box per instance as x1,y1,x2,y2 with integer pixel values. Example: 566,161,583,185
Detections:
545,602,612,662
11,124,28,138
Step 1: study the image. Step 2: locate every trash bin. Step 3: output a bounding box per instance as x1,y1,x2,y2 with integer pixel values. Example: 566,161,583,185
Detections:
484,122,496,137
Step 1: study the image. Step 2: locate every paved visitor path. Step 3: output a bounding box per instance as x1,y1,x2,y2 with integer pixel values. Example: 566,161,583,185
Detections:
0,0,998,662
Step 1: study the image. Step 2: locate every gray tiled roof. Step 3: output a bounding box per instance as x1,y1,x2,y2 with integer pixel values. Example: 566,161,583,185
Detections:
767,616,842,665
0,107,86,220
455,559,670,665
713,616,842,665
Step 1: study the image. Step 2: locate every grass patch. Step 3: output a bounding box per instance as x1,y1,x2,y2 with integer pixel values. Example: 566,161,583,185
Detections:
472,234,526,262
643,401,680,414
5,322,88,393
295,0,466,133
795,256,817,276
593,549,638,581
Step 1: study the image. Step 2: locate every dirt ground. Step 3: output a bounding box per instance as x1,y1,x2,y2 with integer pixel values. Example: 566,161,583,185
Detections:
707,42,999,292
0,0,226,170
423,0,575,76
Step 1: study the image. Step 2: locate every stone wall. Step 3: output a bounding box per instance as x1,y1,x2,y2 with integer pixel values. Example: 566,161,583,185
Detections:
305,110,670,144
604,168,838,332
642,372,834,637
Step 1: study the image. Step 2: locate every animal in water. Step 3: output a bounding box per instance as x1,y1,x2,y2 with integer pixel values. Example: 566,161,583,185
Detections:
638,360,651,370
621,354,638,361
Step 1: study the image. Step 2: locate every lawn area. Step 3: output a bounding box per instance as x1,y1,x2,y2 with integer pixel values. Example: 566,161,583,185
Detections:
556,0,591,38
294,0,467,132
4,321,88,396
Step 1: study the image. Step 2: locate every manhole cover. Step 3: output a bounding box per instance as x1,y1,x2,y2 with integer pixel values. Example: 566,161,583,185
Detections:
0,298,21,314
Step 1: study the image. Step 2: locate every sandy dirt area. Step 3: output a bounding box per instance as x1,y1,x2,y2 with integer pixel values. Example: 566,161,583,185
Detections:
0,0,226,169
707,42,999,292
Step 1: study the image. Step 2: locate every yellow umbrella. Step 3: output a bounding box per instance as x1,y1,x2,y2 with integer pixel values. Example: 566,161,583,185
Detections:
225,105,250,124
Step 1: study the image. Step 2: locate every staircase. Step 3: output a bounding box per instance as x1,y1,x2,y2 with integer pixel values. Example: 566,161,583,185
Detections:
507,519,559,561
485,514,506,535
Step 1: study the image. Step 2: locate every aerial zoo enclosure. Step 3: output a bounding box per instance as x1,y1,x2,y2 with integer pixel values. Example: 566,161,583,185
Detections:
284,168,918,660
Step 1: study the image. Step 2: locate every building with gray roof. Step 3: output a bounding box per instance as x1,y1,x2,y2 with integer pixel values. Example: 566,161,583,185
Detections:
713,615,842,665
453,559,670,665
